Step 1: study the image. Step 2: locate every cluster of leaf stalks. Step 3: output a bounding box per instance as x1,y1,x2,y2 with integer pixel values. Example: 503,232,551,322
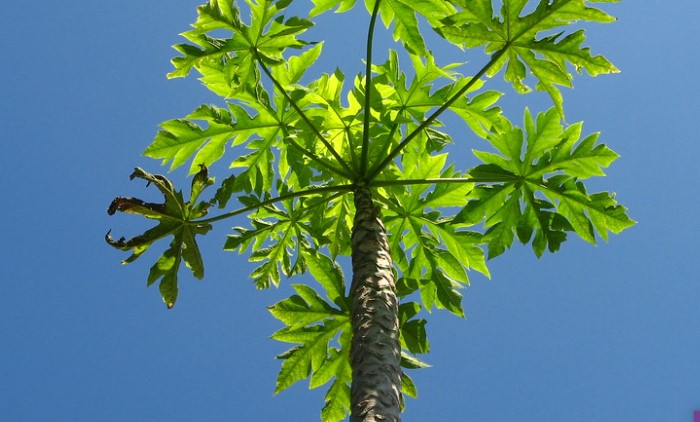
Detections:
107,1,633,420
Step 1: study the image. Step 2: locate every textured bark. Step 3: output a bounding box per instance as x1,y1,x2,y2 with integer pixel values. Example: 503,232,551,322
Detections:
349,185,402,422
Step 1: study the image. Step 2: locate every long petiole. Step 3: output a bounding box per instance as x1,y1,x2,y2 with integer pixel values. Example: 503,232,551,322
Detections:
371,175,518,188
255,52,355,179
359,0,382,177
195,184,355,225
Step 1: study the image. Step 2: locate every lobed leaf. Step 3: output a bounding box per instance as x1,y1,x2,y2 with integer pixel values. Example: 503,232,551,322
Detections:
310,0,358,17
169,0,313,97
302,248,349,309
371,50,503,144
106,167,214,308
459,106,634,257
376,136,495,315
268,280,351,420
224,192,342,289
369,0,456,57
321,378,351,421
269,252,432,421
439,0,619,114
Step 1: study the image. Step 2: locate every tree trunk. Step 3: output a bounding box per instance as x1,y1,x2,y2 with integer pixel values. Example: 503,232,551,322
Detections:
349,185,402,422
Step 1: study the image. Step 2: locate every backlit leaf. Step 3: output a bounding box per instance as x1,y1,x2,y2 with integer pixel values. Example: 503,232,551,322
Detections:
461,106,634,257
439,0,619,114
169,0,313,97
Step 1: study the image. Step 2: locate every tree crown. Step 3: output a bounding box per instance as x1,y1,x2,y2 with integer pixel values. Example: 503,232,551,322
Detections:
107,1,633,419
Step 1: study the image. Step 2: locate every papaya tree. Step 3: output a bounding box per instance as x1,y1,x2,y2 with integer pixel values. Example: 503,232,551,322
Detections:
106,0,634,420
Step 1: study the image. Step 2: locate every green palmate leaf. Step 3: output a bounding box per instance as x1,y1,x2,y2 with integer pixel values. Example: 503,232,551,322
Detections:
144,98,288,190
439,0,619,114
272,42,324,88
268,280,352,421
371,50,504,142
106,166,214,308
224,213,301,289
272,318,351,391
144,104,235,173
170,0,313,97
287,68,377,173
428,223,491,277
318,193,354,258
269,283,345,330
285,72,353,165
230,137,277,194
381,145,490,316
400,351,431,370
457,107,634,257
212,174,238,208
455,183,520,258
224,190,339,289
146,85,339,196
269,268,431,421
369,0,457,56
397,303,431,399
396,301,432,392
542,177,633,243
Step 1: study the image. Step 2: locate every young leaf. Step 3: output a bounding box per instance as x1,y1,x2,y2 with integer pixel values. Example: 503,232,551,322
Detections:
401,372,418,399
106,166,214,308
320,193,354,258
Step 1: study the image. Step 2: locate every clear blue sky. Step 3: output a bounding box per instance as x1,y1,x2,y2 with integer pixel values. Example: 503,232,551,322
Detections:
2,1,699,421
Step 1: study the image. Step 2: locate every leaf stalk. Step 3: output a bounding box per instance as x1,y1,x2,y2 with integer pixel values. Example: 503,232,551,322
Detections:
372,176,515,188
196,184,354,225
359,0,382,177
255,52,356,179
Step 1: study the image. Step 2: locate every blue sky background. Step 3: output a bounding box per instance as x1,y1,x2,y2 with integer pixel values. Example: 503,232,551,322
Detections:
2,1,699,421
